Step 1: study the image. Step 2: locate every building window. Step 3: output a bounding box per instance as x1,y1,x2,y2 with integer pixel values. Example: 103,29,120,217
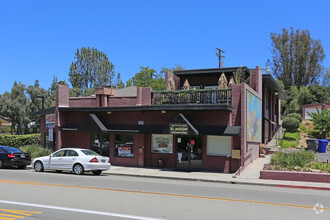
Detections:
206,136,231,156
151,134,173,153
91,134,110,157
115,134,134,157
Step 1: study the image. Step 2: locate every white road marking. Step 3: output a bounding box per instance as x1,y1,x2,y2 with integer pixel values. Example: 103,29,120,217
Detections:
0,200,165,220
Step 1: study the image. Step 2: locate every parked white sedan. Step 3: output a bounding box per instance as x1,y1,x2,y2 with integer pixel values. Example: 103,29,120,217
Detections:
32,148,111,175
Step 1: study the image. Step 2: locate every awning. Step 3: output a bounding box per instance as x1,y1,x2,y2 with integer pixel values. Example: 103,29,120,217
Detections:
196,125,241,136
165,113,199,135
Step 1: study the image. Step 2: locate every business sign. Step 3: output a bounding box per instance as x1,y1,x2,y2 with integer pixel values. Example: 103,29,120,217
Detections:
169,123,188,135
49,128,53,142
46,114,56,129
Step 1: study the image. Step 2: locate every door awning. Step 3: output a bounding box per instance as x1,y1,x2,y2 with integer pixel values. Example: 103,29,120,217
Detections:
165,113,199,135
78,114,108,133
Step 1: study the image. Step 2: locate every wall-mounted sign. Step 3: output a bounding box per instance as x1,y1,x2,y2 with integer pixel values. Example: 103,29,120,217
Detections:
49,128,53,142
46,114,56,129
231,150,241,159
169,123,188,135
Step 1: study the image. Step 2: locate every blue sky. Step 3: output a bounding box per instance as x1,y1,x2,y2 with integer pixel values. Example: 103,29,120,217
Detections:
0,0,329,94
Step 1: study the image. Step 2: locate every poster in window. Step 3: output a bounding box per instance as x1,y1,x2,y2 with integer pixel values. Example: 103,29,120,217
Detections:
151,134,173,153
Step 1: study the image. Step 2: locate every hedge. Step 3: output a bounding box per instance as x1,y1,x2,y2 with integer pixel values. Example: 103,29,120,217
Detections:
0,134,41,147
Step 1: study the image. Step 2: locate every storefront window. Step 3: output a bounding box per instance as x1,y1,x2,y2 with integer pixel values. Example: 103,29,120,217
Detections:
115,134,134,157
151,134,173,153
91,134,110,157
206,136,231,156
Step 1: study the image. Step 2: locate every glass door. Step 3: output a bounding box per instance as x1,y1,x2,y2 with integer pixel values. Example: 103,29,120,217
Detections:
176,135,203,170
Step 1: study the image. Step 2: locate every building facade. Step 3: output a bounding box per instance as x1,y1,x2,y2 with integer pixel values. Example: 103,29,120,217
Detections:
36,66,285,173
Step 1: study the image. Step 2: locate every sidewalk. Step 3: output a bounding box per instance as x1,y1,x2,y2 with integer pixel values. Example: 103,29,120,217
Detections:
105,155,330,191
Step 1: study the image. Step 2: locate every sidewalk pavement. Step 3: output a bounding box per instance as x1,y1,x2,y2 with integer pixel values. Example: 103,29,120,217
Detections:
105,155,330,191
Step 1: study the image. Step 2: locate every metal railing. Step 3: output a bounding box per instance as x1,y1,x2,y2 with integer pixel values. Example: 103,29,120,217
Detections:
151,88,231,105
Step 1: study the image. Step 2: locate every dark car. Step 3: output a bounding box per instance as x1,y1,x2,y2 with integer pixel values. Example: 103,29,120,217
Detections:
0,146,31,169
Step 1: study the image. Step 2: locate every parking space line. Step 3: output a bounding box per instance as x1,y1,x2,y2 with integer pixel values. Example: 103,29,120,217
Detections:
0,200,163,220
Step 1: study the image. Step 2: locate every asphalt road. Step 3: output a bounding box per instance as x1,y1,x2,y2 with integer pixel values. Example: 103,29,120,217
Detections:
0,168,329,220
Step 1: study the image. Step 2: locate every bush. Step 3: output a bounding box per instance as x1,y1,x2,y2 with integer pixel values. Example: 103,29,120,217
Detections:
19,145,53,158
308,129,322,139
299,125,307,133
282,117,300,132
0,134,40,147
270,150,316,168
287,113,303,123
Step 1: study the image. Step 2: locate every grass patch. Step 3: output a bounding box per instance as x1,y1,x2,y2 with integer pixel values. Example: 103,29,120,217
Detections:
19,145,53,158
279,132,300,148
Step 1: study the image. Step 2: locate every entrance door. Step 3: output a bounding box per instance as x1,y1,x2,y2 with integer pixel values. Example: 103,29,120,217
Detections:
176,135,203,170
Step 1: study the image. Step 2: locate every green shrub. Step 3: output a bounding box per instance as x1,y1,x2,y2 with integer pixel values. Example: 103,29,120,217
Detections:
271,150,316,168
299,125,307,133
0,134,40,147
285,132,300,141
282,117,300,132
308,129,322,139
287,113,303,123
279,132,300,148
19,145,53,158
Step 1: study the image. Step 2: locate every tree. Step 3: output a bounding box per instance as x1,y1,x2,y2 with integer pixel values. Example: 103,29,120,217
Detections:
114,73,125,89
270,27,325,90
308,85,329,104
68,47,115,95
0,82,28,134
126,66,165,90
160,64,184,74
26,80,48,133
48,75,68,106
309,109,330,139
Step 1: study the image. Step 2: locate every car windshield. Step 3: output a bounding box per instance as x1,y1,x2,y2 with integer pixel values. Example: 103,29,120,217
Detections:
81,149,100,156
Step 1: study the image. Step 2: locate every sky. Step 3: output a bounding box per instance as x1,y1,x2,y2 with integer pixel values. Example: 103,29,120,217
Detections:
0,0,329,94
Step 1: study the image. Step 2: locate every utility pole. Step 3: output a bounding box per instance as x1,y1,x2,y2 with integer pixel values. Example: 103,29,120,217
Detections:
216,48,225,68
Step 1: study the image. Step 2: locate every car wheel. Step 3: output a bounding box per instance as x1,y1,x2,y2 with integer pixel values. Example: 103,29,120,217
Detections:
0,160,3,168
18,165,26,169
73,164,84,175
92,170,102,175
34,161,44,172
56,170,62,173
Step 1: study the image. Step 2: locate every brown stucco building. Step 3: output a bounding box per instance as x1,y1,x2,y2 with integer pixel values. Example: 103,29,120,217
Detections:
36,66,286,173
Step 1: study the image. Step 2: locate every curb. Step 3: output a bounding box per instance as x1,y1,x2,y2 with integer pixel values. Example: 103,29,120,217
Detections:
106,172,330,191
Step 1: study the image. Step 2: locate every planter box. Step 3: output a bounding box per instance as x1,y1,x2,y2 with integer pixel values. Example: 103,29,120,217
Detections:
260,170,330,183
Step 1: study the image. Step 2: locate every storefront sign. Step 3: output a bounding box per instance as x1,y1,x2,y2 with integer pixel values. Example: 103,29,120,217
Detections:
169,123,188,135
46,114,56,129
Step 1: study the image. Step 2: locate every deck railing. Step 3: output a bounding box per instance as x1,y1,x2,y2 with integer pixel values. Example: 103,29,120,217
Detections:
151,88,231,105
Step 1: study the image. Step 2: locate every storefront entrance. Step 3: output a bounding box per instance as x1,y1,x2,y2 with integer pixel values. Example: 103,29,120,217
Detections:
176,135,203,170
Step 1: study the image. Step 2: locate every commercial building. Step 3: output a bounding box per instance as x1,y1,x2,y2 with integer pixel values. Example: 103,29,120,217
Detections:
36,66,286,173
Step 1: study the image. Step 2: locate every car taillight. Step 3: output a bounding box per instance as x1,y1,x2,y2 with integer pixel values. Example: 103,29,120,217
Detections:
108,158,110,163
89,157,98,163
29,154,31,159
8,153,15,158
